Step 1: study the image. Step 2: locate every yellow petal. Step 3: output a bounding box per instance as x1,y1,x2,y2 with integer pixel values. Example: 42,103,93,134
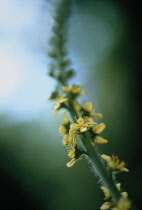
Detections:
95,136,108,144
55,95,68,103
62,86,81,94
68,149,75,158
121,167,129,172
59,126,66,134
116,183,121,191
69,128,76,135
111,197,131,210
69,123,79,135
80,127,88,132
88,121,97,126
101,187,111,200
70,123,79,129
101,154,111,162
53,104,60,115
62,98,68,103
91,113,103,118
62,86,72,92
62,112,68,124
93,123,106,134
100,202,112,210
121,192,128,198
72,86,81,94
66,158,76,167
63,135,72,145
77,117,85,125
84,102,93,112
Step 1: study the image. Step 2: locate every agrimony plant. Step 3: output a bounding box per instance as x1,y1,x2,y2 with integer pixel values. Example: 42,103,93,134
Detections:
47,0,132,209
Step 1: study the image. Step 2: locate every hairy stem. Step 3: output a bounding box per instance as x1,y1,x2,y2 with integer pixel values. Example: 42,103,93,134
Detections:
81,133,121,202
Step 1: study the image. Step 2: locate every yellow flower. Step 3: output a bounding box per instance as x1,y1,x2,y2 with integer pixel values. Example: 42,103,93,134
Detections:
62,85,82,94
121,192,128,199
69,117,97,135
116,183,121,191
59,113,72,145
65,142,84,167
100,198,131,210
92,123,108,144
84,102,103,118
53,95,68,115
100,183,130,210
100,197,130,210
68,145,76,158
66,158,77,167
55,95,68,103
63,135,72,145
101,183,128,200
100,202,112,210
94,136,108,144
101,154,129,172
111,197,131,210
115,183,128,198
59,126,66,134
93,123,106,134
100,187,111,200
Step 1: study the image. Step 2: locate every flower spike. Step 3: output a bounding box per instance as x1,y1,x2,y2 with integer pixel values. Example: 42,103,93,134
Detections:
48,1,132,209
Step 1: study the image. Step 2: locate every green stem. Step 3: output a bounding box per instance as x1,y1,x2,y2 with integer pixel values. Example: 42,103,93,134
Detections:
81,133,121,202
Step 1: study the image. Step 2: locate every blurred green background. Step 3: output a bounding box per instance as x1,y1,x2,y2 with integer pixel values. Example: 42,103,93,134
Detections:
0,0,141,209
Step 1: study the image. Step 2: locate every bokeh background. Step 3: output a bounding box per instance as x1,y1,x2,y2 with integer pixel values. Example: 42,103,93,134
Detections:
0,0,141,209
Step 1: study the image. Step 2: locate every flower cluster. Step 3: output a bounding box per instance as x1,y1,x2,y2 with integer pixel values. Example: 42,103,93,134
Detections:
49,85,109,167
100,155,130,209
59,113,85,167
100,183,131,210
49,82,131,205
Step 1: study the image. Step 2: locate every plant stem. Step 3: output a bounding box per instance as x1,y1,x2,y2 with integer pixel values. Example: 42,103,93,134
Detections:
81,133,121,202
